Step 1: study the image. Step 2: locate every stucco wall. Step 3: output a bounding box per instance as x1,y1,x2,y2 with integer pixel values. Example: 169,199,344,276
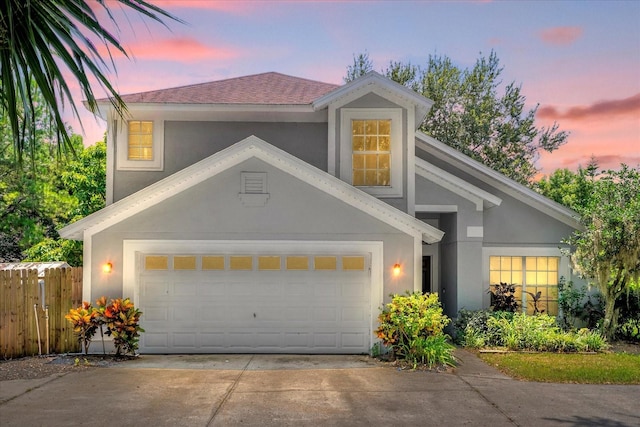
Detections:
91,158,417,303
113,122,328,201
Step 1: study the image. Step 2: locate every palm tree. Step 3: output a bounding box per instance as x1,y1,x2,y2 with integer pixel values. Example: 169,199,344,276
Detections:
0,0,182,162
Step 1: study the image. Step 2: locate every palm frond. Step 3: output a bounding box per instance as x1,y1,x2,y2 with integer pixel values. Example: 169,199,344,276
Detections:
0,0,184,164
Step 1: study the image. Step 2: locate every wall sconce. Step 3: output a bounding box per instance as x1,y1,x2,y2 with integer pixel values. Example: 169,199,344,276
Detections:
102,262,113,274
393,263,401,277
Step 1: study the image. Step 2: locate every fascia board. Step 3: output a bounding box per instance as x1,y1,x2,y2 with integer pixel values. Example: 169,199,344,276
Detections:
415,132,582,229
415,157,502,210
60,135,444,244
312,72,433,127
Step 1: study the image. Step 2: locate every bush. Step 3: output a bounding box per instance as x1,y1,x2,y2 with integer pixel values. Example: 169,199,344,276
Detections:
617,319,640,342
457,310,608,353
66,297,144,356
376,292,455,368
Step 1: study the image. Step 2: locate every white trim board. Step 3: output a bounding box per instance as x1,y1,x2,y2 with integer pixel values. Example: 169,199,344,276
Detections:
60,135,444,244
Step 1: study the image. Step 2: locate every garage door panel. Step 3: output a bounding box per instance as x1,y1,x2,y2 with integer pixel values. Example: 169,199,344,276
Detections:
138,249,372,354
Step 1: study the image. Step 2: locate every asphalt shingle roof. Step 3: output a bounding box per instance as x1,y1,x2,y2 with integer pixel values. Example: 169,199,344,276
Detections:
114,72,340,105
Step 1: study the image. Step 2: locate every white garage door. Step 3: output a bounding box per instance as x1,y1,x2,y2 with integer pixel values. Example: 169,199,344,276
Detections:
137,250,373,354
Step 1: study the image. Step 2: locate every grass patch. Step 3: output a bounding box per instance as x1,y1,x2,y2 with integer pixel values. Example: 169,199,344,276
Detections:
479,352,640,384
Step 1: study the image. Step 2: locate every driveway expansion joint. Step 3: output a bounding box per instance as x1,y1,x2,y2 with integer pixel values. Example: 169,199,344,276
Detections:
206,354,254,426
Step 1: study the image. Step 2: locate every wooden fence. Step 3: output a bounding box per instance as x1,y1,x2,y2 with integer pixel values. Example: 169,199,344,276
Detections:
0,267,83,358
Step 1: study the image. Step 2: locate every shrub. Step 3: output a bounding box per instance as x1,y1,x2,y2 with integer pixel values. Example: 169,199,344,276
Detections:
617,319,640,342
64,302,101,355
66,297,144,356
375,292,454,368
488,282,519,312
457,310,608,352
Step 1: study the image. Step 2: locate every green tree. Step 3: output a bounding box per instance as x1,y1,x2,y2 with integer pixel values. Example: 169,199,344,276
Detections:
565,165,640,339
23,140,106,265
345,51,569,185
535,158,599,212
0,0,181,163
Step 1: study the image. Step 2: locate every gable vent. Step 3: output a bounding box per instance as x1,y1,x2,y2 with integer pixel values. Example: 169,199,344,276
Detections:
239,172,269,206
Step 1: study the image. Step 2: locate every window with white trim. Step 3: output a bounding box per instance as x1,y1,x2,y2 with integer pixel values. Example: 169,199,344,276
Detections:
116,118,164,170
340,109,402,197
127,121,153,160
489,255,559,315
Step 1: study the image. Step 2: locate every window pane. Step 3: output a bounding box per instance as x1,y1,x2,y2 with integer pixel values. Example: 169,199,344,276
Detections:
548,257,559,271
548,271,558,285
512,257,522,271
353,154,365,169
314,256,336,270
378,120,391,135
526,271,537,285
525,257,537,271
489,271,500,284
537,257,548,271
202,256,224,270
352,120,364,135
343,256,365,271
500,271,511,283
378,136,390,151
489,256,500,271
258,256,281,271
141,121,153,133
512,271,523,285
174,256,196,270
145,256,168,270
365,136,377,151
230,256,252,270
500,257,512,271
286,256,308,270
364,154,377,169
129,121,141,133
353,170,365,186
378,170,390,186
365,120,377,134
378,154,390,169
352,136,365,151
537,271,548,285
365,170,377,185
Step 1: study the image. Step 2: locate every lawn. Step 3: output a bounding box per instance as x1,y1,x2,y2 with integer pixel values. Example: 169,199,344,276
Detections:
479,352,640,384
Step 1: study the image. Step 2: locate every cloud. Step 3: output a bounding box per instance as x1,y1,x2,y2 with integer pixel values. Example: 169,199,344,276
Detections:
537,93,640,121
539,26,584,45
148,0,253,13
97,37,239,62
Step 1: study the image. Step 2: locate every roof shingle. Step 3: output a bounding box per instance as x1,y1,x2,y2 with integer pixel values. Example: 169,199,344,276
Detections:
113,72,339,105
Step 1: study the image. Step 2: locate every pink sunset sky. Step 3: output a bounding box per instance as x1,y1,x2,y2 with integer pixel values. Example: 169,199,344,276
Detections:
65,0,640,177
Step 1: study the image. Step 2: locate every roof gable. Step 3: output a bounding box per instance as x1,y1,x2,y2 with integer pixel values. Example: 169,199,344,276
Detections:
313,71,434,128
415,132,581,229
108,72,339,105
60,136,444,244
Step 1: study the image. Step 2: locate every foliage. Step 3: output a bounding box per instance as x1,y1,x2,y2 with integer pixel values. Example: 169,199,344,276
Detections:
534,159,598,212
66,297,144,356
480,352,640,384
98,297,145,356
488,282,520,312
564,165,640,339
1,101,106,264
617,319,640,342
0,0,182,164
345,51,568,184
375,292,454,368
457,310,608,352
64,302,101,355
557,278,603,330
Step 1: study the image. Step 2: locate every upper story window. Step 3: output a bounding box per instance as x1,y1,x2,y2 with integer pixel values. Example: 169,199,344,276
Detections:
340,109,403,197
128,121,154,160
352,119,391,186
116,118,164,170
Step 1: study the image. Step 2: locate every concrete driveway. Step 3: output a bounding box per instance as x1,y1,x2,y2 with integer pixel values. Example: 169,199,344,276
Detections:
1,350,639,426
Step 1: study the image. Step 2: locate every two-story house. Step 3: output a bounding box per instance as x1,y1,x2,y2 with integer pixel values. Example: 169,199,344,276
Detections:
59,72,580,354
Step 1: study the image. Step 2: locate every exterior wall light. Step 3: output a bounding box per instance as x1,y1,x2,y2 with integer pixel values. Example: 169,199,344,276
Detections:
102,262,113,274
393,263,401,276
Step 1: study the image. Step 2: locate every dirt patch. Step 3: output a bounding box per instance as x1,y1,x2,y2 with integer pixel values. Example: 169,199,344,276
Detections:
609,341,640,355
0,355,133,381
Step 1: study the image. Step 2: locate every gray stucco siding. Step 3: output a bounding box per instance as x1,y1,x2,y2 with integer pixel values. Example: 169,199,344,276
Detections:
90,158,417,304
113,122,328,201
